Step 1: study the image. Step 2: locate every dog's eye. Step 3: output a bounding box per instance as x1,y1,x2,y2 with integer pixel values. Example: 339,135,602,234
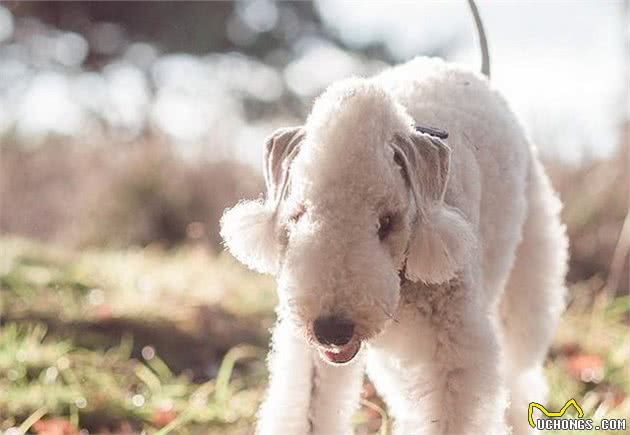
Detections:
378,214,393,240
393,151,405,168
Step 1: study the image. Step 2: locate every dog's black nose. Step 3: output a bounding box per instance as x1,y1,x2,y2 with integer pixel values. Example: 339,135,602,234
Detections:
313,316,355,346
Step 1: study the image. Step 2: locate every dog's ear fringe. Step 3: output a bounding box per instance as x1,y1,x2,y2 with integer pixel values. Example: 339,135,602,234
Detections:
219,200,279,275
405,205,475,284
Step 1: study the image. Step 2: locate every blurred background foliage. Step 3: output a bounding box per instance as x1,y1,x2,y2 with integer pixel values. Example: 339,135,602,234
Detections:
0,1,628,434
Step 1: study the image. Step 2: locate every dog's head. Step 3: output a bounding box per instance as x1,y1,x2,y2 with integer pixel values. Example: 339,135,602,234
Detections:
221,78,473,364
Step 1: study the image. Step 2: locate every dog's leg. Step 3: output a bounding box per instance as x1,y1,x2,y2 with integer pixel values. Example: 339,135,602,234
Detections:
256,319,314,435
369,277,508,435
500,158,568,434
423,287,509,435
505,367,547,435
256,319,364,435
308,352,365,435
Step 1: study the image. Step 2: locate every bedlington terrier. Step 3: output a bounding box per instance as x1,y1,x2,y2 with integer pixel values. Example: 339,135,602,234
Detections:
220,55,567,435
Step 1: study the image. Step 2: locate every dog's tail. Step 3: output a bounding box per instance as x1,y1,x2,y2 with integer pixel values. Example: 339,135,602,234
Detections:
467,0,490,78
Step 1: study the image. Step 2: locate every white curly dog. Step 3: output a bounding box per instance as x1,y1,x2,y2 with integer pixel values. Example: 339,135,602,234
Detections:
221,9,567,435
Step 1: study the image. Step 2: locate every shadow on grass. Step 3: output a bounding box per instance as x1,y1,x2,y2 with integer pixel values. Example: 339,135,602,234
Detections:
2,305,269,381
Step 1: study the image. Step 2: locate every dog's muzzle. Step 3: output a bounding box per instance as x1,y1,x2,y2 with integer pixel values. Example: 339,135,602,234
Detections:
313,315,362,364
318,339,361,364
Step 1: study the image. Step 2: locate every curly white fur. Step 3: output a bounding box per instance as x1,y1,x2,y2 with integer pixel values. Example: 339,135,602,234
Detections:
406,205,476,284
220,200,279,274
221,56,568,435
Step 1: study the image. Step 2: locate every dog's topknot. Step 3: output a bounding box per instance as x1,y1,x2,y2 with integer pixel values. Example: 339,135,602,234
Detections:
304,77,413,155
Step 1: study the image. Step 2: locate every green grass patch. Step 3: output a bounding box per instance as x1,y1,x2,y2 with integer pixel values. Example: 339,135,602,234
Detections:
1,236,628,434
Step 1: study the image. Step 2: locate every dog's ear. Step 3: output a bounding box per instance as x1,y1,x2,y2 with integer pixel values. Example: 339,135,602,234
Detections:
220,126,304,274
392,131,475,284
263,127,305,201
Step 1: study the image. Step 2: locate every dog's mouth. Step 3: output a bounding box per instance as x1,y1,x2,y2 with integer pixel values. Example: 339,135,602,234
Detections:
317,340,362,365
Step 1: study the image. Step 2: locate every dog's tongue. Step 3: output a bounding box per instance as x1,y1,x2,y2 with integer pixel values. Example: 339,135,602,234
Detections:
320,341,361,364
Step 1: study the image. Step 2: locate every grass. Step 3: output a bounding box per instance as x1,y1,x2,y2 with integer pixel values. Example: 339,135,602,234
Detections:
543,287,630,435
0,237,273,434
1,236,628,434
0,323,264,434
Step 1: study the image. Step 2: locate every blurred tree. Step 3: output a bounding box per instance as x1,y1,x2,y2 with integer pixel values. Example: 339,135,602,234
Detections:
4,1,412,67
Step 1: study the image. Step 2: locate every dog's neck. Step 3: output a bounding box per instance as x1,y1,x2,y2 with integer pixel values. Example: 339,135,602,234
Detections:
399,272,462,308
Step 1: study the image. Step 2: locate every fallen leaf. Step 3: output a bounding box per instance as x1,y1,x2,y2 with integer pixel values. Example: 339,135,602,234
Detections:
566,353,604,382
94,304,113,319
152,409,177,428
33,418,78,435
